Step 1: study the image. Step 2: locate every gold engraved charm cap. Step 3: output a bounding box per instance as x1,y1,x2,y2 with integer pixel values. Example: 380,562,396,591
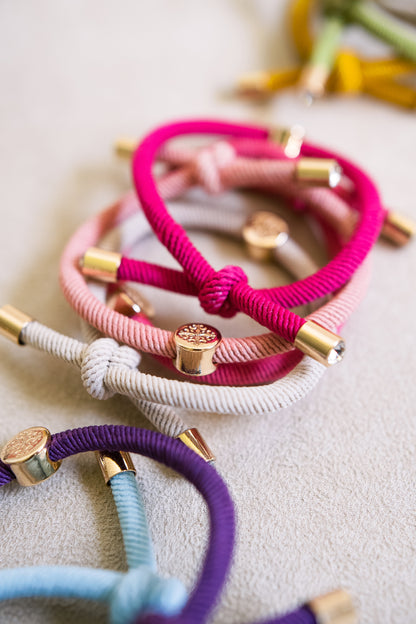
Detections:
0,304,33,345
96,450,136,485
107,284,155,318
294,320,345,366
174,323,221,376
80,247,121,283
1,426,61,486
307,589,357,624
177,428,215,463
242,211,289,262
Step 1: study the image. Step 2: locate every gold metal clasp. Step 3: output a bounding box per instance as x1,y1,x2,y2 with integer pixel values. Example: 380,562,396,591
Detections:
307,589,357,624
296,158,342,188
114,138,137,159
1,427,61,486
177,428,215,463
96,450,136,485
80,247,121,283
107,284,155,318
174,323,221,376
0,304,33,345
294,320,345,366
270,124,306,159
381,212,415,246
242,211,289,262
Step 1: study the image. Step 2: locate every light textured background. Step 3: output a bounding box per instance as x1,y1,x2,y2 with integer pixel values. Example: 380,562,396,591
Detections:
0,2,416,623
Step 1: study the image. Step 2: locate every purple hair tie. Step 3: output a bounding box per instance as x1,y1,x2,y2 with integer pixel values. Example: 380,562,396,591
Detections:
0,425,355,624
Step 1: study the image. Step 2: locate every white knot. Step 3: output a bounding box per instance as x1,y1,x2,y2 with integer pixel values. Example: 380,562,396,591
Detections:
81,338,141,400
193,141,235,194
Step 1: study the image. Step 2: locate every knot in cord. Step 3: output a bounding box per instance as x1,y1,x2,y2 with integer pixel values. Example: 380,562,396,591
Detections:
198,265,248,318
81,338,141,400
332,50,364,94
192,141,235,194
109,566,187,624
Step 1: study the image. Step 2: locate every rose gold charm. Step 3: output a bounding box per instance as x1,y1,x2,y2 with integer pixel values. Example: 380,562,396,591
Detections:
107,284,155,318
174,323,221,376
0,426,61,486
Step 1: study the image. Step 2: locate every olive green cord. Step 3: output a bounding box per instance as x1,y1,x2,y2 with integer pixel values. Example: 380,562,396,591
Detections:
310,12,347,69
323,0,416,62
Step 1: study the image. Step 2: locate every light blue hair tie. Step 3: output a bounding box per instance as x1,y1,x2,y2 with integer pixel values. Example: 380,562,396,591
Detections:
0,443,187,624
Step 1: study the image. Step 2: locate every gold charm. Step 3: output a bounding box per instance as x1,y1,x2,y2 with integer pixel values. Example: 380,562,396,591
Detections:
242,211,289,262
0,305,32,345
80,247,121,283
96,450,136,485
1,427,61,486
174,323,221,376
177,428,215,463
307,589,357,624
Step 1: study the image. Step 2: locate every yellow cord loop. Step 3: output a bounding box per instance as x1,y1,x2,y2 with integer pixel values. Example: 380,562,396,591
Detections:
237,0,416,109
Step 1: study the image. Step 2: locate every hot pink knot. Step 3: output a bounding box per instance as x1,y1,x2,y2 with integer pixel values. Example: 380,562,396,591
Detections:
198,265,248,318
193,141,236,194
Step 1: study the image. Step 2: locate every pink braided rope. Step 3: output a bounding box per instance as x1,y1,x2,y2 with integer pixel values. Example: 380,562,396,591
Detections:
60,136,370,385
129,120,385,339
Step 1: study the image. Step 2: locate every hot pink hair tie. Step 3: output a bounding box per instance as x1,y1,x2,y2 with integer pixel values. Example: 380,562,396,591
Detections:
60,134,371,386
123,119,385,363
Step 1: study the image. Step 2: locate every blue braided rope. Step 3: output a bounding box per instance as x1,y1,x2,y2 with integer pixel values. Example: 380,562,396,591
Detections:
0,566,186,623
109,470,156,571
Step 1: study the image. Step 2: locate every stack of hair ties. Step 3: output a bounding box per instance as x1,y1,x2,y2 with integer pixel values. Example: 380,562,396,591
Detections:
0,118,414,623
236,0,416,108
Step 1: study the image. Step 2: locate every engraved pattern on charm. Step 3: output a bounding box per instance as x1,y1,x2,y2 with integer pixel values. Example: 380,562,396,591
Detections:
242,211,289,257
2,428,46,462
249,212,287,239
176,324,218,345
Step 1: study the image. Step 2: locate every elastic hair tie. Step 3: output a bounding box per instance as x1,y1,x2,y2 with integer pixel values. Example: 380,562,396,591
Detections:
0,191,369,448
59,128,382,374
237,0,416,109
0,424,357,624
126,120,385,362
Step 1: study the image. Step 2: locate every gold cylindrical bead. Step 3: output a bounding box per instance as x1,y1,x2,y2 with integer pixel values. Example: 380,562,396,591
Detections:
80,247,121,283
294,320,345,366
236,70,273,96
296,158,342,188
177,428,215,463
96,450,136,485
0,304,33,345
0,427,61,487
307,589,357,624
270,124,305,159
381,212,415,246
174,323,221,376
114,137,138,159
242,211,289,262
108,284,155,318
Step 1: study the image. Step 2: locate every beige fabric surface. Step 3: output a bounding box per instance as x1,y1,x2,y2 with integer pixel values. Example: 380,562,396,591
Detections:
0,1,416,623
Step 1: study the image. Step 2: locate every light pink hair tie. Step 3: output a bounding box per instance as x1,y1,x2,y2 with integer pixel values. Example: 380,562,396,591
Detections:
60,134,372,384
